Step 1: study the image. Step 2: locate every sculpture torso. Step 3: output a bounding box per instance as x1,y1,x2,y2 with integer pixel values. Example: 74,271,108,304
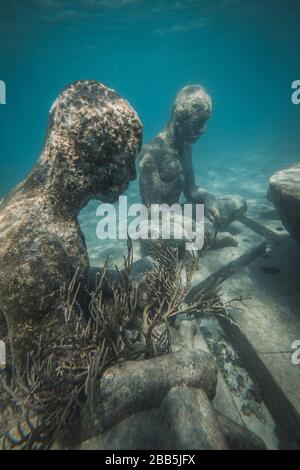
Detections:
0,183,89,369
139,129,194,206
0,80,143,372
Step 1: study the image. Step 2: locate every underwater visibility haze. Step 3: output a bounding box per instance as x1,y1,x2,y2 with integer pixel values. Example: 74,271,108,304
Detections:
0,0,300,452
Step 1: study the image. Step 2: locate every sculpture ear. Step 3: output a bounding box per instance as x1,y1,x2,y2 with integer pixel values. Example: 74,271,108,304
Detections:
75,117,105,162
175,104,188,123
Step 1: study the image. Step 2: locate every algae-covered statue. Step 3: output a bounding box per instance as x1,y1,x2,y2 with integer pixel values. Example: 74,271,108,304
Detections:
139,85,247,248
0,81,263,449
1,240,265,450
0,81,265,451
0,80,142,372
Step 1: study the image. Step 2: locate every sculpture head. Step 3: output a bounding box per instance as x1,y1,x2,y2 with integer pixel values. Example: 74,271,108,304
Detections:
40,80,143,209
171,85,212,144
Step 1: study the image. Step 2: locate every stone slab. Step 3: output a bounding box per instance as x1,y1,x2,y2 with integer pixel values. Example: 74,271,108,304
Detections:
219,238,300,448
188,221,266,298
239,198,290,243
192,328,245,428
197,317,278,449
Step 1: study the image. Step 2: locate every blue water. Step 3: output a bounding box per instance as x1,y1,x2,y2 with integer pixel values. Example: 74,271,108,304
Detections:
1,0,300,265
1,0,300,193
1,2,300,448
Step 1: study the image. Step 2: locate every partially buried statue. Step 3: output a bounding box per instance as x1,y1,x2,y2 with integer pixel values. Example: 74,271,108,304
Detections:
139,85,247,249
0,80,143,372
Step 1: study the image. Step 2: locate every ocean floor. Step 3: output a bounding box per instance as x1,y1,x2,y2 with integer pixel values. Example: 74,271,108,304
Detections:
0,145,299,448
77,144,300,449
79,144,300,268
199,317,279,450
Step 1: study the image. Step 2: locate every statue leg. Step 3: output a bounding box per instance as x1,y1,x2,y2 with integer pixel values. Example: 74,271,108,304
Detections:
212,231,238,249
216,195,247,227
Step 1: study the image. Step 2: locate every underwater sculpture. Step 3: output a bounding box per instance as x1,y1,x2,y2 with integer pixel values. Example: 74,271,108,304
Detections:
0,80,143,372
1,242,265,450
269,163,300,243
68,321,265,451
0,81,264,451
139,85,247,249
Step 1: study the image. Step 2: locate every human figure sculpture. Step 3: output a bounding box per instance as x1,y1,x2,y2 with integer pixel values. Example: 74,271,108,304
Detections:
0,82,268,452
139,85,247,249
0,80,143,372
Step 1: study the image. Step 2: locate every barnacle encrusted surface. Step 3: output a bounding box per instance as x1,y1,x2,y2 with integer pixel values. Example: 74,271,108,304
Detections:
0,80,142,372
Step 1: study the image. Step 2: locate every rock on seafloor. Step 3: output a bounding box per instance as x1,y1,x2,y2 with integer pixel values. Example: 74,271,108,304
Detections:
269,164,300,242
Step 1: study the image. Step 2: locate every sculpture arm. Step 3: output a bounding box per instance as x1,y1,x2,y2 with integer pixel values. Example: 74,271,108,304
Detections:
139,152,163,205
183,150,210,203
0,233,82,373
183,151,221,224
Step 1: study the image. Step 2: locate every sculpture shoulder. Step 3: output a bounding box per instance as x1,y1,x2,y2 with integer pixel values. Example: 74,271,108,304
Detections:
139,133,170,170
0,195,64,269
0,194,87,320
0,191,85,256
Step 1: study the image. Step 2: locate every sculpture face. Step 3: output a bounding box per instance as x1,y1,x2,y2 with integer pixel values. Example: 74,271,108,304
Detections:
44,80,143,206
179,106,209,144
95,151,138,203
172,85,212,144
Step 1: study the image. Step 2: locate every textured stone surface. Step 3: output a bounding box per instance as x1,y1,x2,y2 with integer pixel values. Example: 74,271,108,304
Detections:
192,327,245,428
0,80,142,371
139,84,247,248
77,410,175,450
61,321,218,447
269,163,300,242
187,221,266,297
198,317,279,449
58,321,265,451
220,238,300,448
159,386,228,450
77,403,266,451
239,198,289,244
